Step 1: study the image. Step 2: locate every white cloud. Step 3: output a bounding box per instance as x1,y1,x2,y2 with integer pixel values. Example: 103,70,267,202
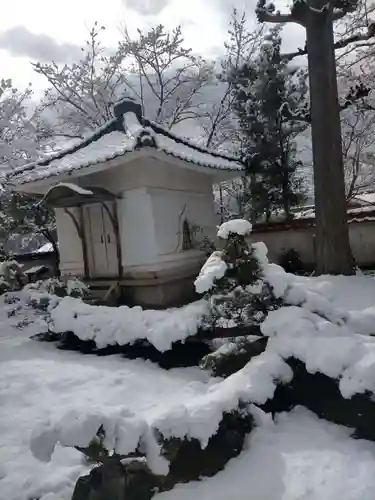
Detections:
0,0,307,92
123,0,169,15
0,26,81,63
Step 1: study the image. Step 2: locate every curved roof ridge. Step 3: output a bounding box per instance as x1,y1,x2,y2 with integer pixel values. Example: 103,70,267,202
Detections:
10,98,244,185
9,116,122,179
144,118,242,164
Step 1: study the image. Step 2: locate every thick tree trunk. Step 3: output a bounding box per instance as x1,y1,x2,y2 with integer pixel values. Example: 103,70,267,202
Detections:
306,2,354,275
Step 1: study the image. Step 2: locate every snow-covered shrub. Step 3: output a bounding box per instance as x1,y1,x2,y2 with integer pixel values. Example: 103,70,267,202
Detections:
0,277,86,329
200,336,268,378
1,288,57,335
26,294,53,313
0,260,24,293
1,276,89,331
66,278,90,297
47,297,208,352
15,278,88,330
195,219,283,376
30,402,256,499
279,248,307,275
25,277,89,298
25,277,65,295
195,219,282,331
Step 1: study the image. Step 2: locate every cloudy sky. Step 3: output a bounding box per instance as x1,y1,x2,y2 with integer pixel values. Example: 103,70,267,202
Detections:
0,0,305,93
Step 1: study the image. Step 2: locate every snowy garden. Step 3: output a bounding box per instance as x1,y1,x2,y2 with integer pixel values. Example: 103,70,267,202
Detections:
2,220,375,500
2,0,375,498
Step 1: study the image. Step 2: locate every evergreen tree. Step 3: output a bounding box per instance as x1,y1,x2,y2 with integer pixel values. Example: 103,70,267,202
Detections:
231,26,308,221
195,220,282,377
197,220,282,331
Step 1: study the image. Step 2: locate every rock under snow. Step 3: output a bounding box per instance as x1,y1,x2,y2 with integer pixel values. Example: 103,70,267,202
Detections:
30,408,169,476
153,351,292,447
154,407,375,500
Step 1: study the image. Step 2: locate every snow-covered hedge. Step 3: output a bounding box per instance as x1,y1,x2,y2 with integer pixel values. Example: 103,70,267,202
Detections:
0,260,24,292
25,277,89,298
263,305,375,399
49,298,209,352
30,407,169,475
21,219,375,356
36,266,375,462
30,350,291,473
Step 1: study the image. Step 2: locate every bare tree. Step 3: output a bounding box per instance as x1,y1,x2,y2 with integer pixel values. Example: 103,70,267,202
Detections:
200,9,265,150
34,22,218,140
208,10,265,223
341,106,375,201
335,0,375,75
121,25,214,129
215,177,253,221
0,79,37,171
331,1,375,203
34,23,129,140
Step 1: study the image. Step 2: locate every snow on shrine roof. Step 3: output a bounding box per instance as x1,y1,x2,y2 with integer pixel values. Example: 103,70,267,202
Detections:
9,100,244,186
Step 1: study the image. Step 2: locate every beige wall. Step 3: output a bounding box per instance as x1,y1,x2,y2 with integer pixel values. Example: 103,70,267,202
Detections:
249,227,315,265
251,221,375,267
349,222,375,266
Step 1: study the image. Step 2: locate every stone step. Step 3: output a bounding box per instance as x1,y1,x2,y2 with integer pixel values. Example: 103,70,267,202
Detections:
83,282,121,306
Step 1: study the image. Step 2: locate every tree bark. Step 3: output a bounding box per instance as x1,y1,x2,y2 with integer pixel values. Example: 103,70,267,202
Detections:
306,1,354,275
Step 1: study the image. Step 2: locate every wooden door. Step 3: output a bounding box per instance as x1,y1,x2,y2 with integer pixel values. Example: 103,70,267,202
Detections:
84,203,118,277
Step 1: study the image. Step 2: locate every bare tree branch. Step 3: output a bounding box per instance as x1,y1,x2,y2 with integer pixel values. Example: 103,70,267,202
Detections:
279,101,311,123
282,29,375,61
280,81,373,124
256,0,309,26
342,107,375,202
198,10,265,149
256,9,304,25
332,9,348,21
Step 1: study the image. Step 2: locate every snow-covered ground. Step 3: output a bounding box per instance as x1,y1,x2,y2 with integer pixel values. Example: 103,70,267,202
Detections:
310,274,375,311
1,273,375,500
156,407,375,500
0,324,211,500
